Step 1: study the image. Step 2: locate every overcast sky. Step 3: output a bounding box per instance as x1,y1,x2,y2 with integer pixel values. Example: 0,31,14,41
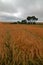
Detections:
0,0,43,22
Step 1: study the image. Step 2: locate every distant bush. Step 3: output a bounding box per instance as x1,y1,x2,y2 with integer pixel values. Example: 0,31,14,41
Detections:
17,21,21,24
21,20,27,24
10,22,17,24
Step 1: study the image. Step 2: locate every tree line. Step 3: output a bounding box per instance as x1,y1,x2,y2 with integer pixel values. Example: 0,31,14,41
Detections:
11,16,38,24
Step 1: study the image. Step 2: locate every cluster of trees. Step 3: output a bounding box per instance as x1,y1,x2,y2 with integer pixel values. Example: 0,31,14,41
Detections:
17,19,27,24
11,16,38,24
27,16,38,24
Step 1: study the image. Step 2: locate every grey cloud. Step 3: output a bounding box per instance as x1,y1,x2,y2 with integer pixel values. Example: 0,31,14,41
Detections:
0,0,43,21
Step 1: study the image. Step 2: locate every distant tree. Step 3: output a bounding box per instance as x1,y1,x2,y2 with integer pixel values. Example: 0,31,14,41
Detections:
31,16,38,23
27,16,38,24
17,21,21,24
13,22,17,24
21,20,27,24
10,22,17,24
27,16,32,24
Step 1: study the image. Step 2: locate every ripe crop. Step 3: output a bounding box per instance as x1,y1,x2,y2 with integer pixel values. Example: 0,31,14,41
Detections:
0,23,43,65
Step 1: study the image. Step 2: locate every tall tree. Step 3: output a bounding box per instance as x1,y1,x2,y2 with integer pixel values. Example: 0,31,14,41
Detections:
31,16,38,23
27,16,38,24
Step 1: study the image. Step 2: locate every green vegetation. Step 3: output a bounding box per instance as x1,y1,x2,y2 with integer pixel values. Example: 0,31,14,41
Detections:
9,16,38,24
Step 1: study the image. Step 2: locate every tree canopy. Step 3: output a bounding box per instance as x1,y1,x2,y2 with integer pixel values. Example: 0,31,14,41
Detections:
27,16,38,24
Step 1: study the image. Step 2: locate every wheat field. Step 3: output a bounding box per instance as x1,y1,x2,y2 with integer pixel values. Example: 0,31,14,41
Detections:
0,23,43,65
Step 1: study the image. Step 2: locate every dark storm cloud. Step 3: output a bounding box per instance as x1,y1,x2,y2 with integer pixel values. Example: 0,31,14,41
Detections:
0,0,43,21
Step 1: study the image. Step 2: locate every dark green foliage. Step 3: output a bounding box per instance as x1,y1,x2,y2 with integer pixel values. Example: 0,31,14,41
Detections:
21,20,27,24
27,16,38,24
17,21,21,24
10,22,17,24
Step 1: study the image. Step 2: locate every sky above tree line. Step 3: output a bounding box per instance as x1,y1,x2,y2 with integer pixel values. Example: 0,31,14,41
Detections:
0,0,43,22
